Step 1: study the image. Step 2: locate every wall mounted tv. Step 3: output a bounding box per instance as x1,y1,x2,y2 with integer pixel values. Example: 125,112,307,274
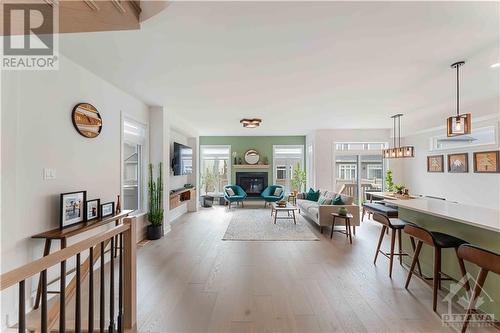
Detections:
172,142,193,176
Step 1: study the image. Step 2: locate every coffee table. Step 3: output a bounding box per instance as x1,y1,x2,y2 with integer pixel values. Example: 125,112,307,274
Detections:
271,202,298,224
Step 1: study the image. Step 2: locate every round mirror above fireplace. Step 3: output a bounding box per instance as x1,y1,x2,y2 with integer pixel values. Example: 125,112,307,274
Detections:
244,149,260,165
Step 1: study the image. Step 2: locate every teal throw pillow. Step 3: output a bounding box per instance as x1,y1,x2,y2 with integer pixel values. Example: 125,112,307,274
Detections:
306,188,320,202
332,195,344,205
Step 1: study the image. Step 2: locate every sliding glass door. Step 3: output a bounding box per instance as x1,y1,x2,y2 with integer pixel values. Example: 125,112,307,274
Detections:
334,143,385,204
273,145,304,193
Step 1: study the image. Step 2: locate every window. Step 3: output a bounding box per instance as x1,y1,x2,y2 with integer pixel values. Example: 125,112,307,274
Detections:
123,119,147,213
273,145,305,193
335,142,386,151
200,145,231,194
338,164,357,180
430,126,497,151
367,164,383,180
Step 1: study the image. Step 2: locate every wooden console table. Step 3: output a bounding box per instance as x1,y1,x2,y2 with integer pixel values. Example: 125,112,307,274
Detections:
169,187,196,210
31,210,132,309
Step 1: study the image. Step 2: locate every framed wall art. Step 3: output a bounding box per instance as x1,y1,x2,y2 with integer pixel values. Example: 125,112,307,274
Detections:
473,150,500,173
448,153,468,173
427,155,444,173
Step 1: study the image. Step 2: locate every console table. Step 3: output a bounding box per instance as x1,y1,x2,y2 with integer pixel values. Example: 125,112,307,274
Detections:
31,210,132,309
169,187,196,210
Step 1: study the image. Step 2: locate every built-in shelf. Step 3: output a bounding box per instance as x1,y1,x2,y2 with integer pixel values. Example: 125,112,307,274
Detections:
169,187,196,210
233,164,270,169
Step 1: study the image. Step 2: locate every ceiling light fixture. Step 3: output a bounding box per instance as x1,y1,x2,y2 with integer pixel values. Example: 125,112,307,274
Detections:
383,114,415,159
447,61,471,137
490,62,500,68
240,118,262,128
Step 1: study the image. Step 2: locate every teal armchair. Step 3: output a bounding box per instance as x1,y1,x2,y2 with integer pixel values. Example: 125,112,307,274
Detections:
224,185,247,209
261,185,285,207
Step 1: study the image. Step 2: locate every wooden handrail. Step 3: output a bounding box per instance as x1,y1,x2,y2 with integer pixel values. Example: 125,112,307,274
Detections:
0,224,129,291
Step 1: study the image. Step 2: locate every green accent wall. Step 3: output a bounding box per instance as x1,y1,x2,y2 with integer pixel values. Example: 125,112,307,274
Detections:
199,136,306,185
399,208,500,319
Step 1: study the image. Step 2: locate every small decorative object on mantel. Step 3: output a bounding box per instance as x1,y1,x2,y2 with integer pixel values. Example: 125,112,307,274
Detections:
448,153,468,173
72,103,102,138
85,199,100,221
100,202,115,218
115,194,121,213
147,162,164,240
232,152,238,165
244,149,260,165
427,155,444,173
446,61,471,137
60,191,86,229
473,150,499,173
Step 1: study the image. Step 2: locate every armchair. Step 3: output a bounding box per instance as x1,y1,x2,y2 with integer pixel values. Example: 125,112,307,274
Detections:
261,185,285,207
223,185,247,209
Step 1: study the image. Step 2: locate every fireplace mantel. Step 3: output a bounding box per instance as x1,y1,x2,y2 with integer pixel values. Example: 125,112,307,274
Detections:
233,164,270,169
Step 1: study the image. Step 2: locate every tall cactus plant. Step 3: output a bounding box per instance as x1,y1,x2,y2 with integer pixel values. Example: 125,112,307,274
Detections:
148,162,164,226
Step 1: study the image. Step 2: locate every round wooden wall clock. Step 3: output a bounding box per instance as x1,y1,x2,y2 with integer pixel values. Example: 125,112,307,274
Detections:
72,103,102,138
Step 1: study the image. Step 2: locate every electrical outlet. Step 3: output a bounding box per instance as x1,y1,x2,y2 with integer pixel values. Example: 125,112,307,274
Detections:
43,168,56,180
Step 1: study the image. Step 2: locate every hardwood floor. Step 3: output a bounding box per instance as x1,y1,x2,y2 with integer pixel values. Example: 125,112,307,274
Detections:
135,203,494,333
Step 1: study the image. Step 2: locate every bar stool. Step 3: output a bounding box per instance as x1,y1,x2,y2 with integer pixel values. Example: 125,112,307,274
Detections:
457,244,500,333
404,223,470,312
372,213,415,278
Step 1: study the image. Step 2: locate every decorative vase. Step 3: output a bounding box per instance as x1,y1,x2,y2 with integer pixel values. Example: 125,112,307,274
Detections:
234,157,237,165
147,225,162,240
115,194,121,213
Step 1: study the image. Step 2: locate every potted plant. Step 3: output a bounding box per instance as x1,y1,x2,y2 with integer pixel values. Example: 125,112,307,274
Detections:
394,184,405,195
291,163,306,195
147,162,164,240
385,169,395,192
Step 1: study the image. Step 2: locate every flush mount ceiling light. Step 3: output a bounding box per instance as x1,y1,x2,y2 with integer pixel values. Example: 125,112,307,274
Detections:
490,62,500,68
240,118,262,128
447,61,471,137
383,114,415,159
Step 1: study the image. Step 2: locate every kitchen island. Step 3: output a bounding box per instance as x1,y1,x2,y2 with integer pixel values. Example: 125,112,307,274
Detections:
367,193,500,319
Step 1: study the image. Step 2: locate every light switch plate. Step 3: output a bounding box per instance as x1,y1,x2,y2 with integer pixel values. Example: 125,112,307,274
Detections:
43,168,56,180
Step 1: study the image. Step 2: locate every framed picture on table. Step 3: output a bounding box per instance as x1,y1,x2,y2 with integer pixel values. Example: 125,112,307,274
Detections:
60,191,87,229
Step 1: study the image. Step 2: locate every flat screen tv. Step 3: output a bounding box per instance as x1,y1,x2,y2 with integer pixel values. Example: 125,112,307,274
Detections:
172,142,193,176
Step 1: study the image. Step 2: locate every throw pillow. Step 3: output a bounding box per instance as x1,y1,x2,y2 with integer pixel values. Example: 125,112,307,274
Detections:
318,196,332,205
332,195,344,205
226,188,235,196
274,187,283,196
306,188,320,202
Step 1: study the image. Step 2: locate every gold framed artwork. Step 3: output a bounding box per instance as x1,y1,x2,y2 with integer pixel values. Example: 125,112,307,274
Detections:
473,151,500,173
72,103,102,138
448,153,468,173
427,155,444,173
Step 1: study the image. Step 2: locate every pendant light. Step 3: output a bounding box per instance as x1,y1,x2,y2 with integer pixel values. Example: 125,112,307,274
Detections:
447,61,471,136
383,114,414,159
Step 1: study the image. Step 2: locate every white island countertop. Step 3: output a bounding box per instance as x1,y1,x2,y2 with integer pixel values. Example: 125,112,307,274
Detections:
382,197,500,233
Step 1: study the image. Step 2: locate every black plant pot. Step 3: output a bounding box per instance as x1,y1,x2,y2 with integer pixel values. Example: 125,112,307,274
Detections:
147,225,163,240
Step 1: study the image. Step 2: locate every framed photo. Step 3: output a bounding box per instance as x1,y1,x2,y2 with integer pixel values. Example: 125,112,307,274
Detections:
100,202,115,218
448,153,468,173
86,199,100,221
60,191,86,229
427,155,444,173
473,150,500,173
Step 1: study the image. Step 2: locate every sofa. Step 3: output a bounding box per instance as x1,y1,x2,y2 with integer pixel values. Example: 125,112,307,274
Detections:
296,190,360,232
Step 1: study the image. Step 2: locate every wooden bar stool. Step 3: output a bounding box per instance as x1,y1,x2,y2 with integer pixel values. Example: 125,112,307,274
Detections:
404,223,470,312
457,244,500,333
372,213,415,278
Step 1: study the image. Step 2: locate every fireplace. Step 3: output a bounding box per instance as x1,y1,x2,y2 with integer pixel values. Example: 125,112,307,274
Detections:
236,172,268,197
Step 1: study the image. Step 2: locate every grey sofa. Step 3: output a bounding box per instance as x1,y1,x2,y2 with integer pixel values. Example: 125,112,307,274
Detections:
297,190,360,232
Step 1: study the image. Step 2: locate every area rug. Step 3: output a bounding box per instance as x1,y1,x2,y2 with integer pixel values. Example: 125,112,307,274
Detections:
222,207,319,241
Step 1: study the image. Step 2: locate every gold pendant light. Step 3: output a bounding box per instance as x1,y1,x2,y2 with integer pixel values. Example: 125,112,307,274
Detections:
447,61,471,137
383,114,414,159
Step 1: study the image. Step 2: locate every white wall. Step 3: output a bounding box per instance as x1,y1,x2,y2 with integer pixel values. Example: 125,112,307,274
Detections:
1,55,149,327
312,129,392,191
394,117,500,209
